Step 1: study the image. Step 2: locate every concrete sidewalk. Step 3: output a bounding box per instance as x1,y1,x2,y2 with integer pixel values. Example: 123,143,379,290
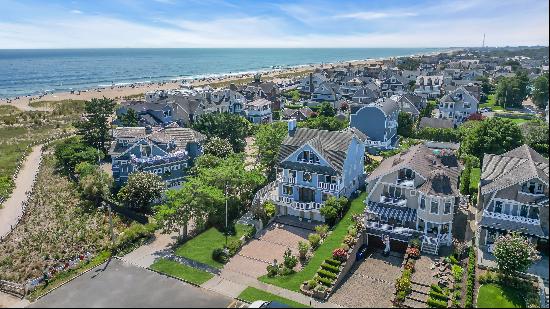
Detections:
0,144,42,239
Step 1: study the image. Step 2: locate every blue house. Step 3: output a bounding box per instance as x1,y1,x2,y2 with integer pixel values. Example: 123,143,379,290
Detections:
350,98,399,152
109,126,206,188
263,120,367,222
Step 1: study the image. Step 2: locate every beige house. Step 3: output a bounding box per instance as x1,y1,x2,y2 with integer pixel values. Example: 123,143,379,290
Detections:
365,143,462,254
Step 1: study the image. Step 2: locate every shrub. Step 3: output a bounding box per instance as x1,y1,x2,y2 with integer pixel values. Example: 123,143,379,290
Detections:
226,239,242,256
283,248,298,269
317,269,337,280
449,255,459,265
244,225,256,240
307,279,317,289
409,238,421,249
316,276,334,287
266,264,279,277
343,234,356,247
332,248,348,262
315,224,329,239
347,226,357,237
395,270,412,295
212,248,228,264
340,243,350,252
427,297,448,308
430,284,443,294
478,271,499,284
298,241,310,260
325,258,341,267
406,247,420,258
114,222,157,253
321,263,340,274
429,290,448,301
404,260,415,272
263,201,276,218
279,266,295,276
451,264,464,283
308,233,321,250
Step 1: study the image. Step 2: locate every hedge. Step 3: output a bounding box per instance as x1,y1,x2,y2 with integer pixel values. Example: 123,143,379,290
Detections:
317,269,337,280
429,290,448,301
464,246,476,307
320,263,340,274
427,297,448,308
316,276,334,287
325,258,341,267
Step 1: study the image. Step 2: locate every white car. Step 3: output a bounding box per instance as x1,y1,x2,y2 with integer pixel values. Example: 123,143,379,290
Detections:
248,300,290,308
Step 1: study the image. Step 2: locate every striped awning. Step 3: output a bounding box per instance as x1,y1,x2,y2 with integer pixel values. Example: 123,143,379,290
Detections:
366,202,417,223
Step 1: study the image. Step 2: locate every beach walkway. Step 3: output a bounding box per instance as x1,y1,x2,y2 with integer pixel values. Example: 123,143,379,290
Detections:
0,144,43,239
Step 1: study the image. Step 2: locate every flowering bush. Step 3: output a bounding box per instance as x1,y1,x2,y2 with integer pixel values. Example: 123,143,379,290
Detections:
404,260,415,272
494,232,541,275
332,248,348,262
406,247,420,258
343,234,356,247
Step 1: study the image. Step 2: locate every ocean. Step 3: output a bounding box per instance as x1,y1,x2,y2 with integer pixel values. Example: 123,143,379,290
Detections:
0,48,443,98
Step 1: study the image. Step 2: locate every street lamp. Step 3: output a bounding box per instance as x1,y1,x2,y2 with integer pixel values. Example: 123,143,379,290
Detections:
225,182,229,248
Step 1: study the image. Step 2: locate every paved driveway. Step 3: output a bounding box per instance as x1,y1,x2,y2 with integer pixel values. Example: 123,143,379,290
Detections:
223,222,310,278
29,259,232,308
330,249,404,308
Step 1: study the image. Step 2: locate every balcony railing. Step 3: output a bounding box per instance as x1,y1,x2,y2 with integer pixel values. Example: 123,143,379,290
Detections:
273,196,322,211
278,176,296,184
396,178,415,187
364,221,415,242
483,210,540,225
380,196,407,207
317,182,340,192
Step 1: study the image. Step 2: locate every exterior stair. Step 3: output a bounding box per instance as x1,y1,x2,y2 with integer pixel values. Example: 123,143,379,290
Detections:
421,235,439,255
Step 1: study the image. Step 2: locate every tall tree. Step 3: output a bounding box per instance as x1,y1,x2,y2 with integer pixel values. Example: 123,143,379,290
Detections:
203,137,234,158
74,97,117,151
117,172,165,212
397,112,414,138
459,118,524,159
493,232,540,275
119,109,139,127
531,73,549,109
254,122,288,177
495,72,530,108
318,102,336,117
79,169,114,207
192,113,251,153
54,136,103,175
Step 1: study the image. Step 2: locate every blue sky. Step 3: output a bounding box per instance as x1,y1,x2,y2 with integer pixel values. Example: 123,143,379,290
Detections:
0,0,548,48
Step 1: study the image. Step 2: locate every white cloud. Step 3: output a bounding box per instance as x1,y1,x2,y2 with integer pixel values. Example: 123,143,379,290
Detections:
335,11,417,20
70,10,82,14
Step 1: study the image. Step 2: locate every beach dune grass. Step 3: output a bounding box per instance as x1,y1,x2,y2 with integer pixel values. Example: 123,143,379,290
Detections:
238,287,310,308
149,258,214,285
258,192,367,291
476,283,525,308
174,224,250,269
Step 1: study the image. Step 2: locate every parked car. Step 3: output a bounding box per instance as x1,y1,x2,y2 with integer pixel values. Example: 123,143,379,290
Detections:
249,301,291,308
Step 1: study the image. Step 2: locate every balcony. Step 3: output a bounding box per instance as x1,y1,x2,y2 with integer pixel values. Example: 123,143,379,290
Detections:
379,195,407,207
317,182,340,192
273,196,322,211
396,178,415,187
483,210,540,225
364,221,416,242
278,176,296,184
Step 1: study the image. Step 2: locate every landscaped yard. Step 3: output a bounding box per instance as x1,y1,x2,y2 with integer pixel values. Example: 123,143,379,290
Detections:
258,192,367,291
174,224,251,269
480,94,504,111
149,259,214,285
469,167,481,192
476,283,526,308
238,287,310,308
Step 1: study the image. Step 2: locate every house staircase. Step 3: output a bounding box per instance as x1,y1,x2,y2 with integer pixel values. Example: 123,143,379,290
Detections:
421,235,439,255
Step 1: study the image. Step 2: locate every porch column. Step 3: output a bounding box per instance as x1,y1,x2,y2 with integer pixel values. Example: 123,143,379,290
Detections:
447,224,452,245
437,224,442,235
415,217,419,230
423,222,427,234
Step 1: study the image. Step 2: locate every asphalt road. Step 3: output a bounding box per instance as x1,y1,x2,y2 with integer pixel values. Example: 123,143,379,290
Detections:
29,258,232,308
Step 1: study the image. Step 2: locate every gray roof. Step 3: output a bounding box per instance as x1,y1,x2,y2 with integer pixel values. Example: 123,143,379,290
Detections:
368,144,460,197
277,127,367,175
419,117,454,129
480,144,549,195
112,127,147,139
352,97,399,116
479,216,546,238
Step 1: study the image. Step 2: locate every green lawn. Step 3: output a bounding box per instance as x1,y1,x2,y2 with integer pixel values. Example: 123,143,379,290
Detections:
238,287,310,308
469,168,481,192
259,192,367,291
174,224,250,269
479,94,505,111
477,284,526,308
150,258,214,285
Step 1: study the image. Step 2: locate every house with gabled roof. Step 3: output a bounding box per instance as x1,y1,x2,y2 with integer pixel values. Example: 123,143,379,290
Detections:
436,86,479,125
476,145,549,253
312,82,340,102
352,86,379,104
109,126,206,188
364,143,462,254
350,98,399,152
394,93,427,120
379,74,406,97
263,120,367,222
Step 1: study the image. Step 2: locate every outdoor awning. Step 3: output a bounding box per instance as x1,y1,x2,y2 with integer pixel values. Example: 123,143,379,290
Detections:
366,202,417,223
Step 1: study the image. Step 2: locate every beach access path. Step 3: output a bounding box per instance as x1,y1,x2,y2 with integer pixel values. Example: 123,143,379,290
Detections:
0,144,43,239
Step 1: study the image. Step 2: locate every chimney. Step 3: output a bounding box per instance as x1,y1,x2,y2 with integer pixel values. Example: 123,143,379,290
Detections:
288,119,297,135
309,73,314,94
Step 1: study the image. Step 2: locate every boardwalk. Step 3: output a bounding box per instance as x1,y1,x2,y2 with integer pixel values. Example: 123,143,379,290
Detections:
0,144,42,238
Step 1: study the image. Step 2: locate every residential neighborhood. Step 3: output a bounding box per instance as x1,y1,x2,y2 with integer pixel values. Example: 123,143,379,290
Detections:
1,45,549,309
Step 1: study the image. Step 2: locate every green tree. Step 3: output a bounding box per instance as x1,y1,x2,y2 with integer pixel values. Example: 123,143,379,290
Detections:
318,102,336,117
459,163,471,195
155,178,224,239
319,197,348,226
415,127,461,143
397,57,421,71
119,109,139,127
192,113,251,152
420,100,437,118
75,161,99,179
397,112,414,138
74,97,117,151
117,172,165,212
54,136,103,175
299,116,348,131
203,137,234,158
495,72,530,108
460,118,524,159
476,76,494,95
493,232,540,275
79,169,113,207
254,122,288,177
519,120,549,156
531,73,549,109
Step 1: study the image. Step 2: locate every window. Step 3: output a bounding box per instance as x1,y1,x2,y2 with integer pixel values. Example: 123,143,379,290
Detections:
303,172,312,182
283,186,293,195
536,183,544,194
420,197,426,210
290,170,297,178
430,200,439,214
520,205,528,217
494,201,503,213
530,207,539,220
444,201,452,214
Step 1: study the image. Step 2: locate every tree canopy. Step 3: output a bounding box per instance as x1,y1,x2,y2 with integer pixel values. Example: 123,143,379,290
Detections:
54,136,103,175
118,109,139,127
299,115,348,131
493,232,540,275
318,102,336,117
531,73,549,109
74,97,117,151
495,72,529,108
397,112,415,138
192,113,251,153
254,122,288,178
459,118,524,159
203,137,234,158
117,172,165,212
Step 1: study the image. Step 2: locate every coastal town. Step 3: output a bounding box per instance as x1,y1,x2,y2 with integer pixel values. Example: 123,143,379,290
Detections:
0,46,549,309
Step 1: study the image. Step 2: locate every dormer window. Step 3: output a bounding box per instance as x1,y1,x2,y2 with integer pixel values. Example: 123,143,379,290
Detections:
299,151,319,164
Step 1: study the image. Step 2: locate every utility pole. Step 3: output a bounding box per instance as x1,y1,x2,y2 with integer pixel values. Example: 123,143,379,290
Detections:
225,182,228,248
